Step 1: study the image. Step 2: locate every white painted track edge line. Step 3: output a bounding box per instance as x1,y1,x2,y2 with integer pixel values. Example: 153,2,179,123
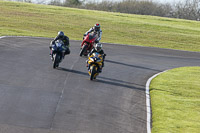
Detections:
146,70,168,133
0,36,6,39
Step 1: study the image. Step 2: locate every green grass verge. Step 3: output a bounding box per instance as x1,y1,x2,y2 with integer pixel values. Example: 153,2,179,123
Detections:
150,67,200,133
1,1,200,51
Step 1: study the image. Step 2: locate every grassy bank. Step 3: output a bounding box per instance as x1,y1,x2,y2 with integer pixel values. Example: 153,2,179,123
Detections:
0,1,200,52
150,67,200,133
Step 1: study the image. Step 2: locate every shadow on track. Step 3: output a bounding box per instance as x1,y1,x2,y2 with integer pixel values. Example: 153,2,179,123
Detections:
98,76,144,88
96,79,144,91
105,59,160,72
57,67,144,91
57,67,88,76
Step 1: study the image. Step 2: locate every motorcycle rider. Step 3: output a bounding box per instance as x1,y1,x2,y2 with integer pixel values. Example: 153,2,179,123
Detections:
83,23,102,43
87,42,106,73
49,31,70,59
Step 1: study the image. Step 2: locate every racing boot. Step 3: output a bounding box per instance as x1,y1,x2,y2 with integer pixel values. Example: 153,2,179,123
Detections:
98,67,102,73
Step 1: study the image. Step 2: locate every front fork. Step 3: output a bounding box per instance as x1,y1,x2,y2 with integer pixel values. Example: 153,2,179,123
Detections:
62,51,65,58
88,63,101,72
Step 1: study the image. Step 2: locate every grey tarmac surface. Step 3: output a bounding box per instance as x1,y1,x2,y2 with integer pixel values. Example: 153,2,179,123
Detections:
0,37,200,133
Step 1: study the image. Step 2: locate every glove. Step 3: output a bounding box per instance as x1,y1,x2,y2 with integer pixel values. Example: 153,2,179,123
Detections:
49,46,52,49
95,40,99,43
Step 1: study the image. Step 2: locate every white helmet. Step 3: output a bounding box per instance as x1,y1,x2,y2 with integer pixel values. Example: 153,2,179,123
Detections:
95,43,102,52
94,23,100,32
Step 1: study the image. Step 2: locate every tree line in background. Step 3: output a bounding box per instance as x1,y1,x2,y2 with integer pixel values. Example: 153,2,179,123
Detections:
12,0,200,21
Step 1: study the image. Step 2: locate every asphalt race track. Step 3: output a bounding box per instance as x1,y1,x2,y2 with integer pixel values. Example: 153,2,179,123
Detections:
0,37,200,133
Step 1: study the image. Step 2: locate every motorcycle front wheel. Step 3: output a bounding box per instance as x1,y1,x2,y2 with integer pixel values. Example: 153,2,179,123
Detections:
53,54,60,68
80,44,88,56
90,66,97,80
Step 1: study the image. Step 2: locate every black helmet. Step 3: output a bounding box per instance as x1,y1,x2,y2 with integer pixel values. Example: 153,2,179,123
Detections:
94,24,100,32
58,31,64,38
95,42,102,52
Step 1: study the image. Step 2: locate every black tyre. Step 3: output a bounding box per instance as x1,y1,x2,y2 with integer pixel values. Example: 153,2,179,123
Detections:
53,54,60,68
80,45,88,56
90,66,96,80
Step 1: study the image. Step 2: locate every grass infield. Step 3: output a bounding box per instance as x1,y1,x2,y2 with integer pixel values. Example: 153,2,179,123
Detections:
150,67,200,133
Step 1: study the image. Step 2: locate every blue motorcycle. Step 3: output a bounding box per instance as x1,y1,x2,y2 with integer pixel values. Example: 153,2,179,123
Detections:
51,40,67,68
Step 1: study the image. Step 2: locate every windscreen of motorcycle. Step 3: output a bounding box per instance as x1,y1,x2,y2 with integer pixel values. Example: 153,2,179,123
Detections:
55,40,64,47
89,33,96,40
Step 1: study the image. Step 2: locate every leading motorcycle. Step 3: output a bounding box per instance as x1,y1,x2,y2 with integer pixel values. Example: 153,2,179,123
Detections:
87,52,103,80
80,33,97,56
51,40,67,68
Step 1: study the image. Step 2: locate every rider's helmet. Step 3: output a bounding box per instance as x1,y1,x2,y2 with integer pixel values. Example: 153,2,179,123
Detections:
94,24,100,32
95,42,102,52
58,31,64,38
